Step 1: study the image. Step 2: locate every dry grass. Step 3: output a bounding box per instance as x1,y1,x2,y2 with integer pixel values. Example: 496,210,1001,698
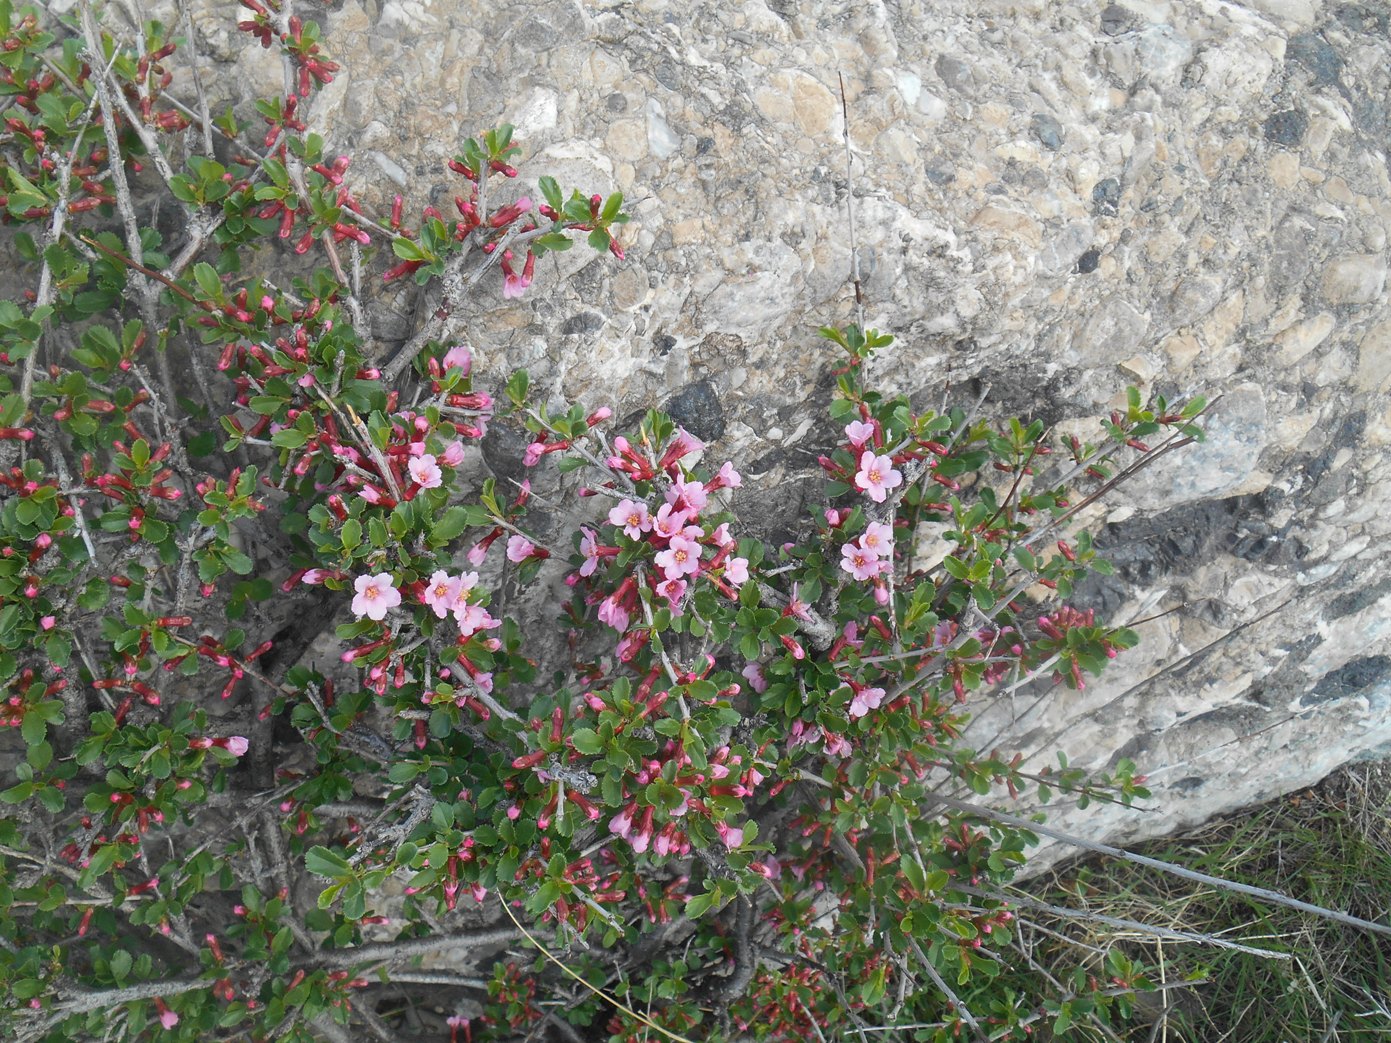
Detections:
1019,761,1391,1042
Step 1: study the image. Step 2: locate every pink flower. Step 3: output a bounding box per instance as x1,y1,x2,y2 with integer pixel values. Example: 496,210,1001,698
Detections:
711,522,734,547
823,732,852,758
40,615,56,630
608,499,651,540
422,570,461,619
666,476,708,511
840,542,881,582
854,451,903,503
657,428,703,471
715,821,745,849
579,527,604,577
506,534,537,562
597,595,630,633
655,577,687,610
501,249,536,298
654,534,702,580
223,736,250,757
408,453,443,490
741,662,768,694
724,557,749,586
650,503,690,540
713,461,742,489
352,573,401,621
848,687,886,719
860,521,894,558
845,420,875,448
457,604,499,638
439,440,466,467
442,344,472,374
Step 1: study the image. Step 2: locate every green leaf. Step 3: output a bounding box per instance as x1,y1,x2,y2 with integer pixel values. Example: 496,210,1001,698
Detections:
109,949,133,982
305,846,353,880
191,262,222,298
340,518,362,551
272,428,307,449
431,506,470,544
570,728,603,756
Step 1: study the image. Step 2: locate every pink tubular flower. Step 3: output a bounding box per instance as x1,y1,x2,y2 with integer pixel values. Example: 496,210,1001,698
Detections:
408,453,443,490
666,475,708,511
608,499,651,540
506,534,537,562
223,736,250,757
579,527,605,577
845,420,875,448
854,450,903,503
352,573,401,621
711,461,742,490
711,522,734,547
153,997,178,1029
860,521,894,558
848,687,886,719
840,543,881,582
500,249,536,298
715,821,745,849
422,571,461,619
439,439,466,467
741,662,768,694
654,534,702,580
657,428,703,471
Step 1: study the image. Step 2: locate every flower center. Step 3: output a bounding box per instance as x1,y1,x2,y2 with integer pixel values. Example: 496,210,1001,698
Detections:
868,468,881,483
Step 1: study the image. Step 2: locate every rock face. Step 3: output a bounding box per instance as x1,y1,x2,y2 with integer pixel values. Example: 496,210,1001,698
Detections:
191,0,1391,853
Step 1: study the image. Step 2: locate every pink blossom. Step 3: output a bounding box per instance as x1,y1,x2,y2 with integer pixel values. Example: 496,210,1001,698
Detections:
442,344,472,374
359,484,385,505
352,573,401,621
848,687,887,719
712,522,734,547
457,605,499,639
823,732,852,758
609,805,634,839
654,534,702,580
741,662,768,694
506,534,537,562
656,577,687,610
608,499,651,540
657,428,703,471
597,595,630,634
159,1009,179,1030
714,461,742,489
500,249,535,299
786,583,813,621
579,527,604,577
408,453,443,490
439,440,466,467
223,736,250,757
840,543,881,582
715,821,745,849
724,557,749,586
845,420,875,447
860,521,894,558
422,571,461,619
666,476,708,511
40,615,56,630
854,450,903,503
650,504,690,540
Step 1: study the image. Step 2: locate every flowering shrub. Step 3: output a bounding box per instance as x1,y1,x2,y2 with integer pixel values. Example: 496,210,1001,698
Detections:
0,3,1210,1042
